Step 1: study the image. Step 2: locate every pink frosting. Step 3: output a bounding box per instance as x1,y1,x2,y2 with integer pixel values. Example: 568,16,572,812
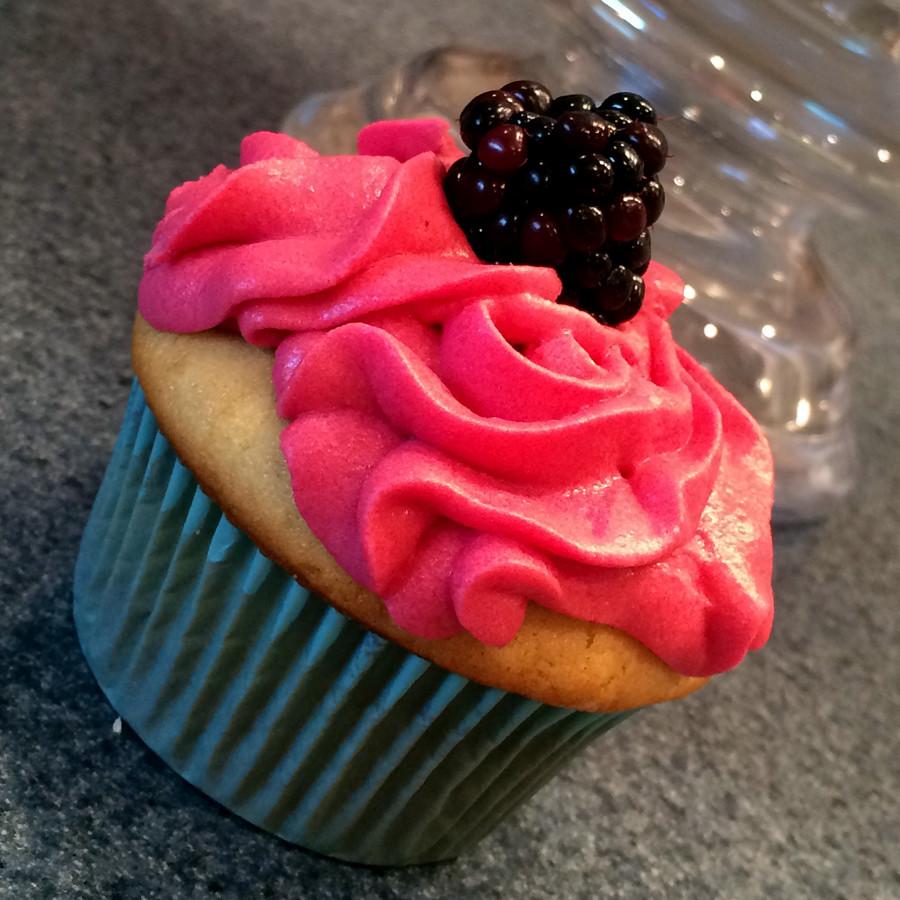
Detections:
139,120,774,677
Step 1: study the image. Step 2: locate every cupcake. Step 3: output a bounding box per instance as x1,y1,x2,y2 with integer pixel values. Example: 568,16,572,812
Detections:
74,82,774,866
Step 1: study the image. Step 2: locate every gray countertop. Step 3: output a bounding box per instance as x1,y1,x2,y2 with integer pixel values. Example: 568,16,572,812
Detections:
2,2,898,898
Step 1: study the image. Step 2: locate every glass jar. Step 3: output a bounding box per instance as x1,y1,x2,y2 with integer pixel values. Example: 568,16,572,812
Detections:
282,6,900,520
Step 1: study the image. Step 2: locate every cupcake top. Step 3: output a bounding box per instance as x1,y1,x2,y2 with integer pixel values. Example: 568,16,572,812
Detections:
137,109,773,689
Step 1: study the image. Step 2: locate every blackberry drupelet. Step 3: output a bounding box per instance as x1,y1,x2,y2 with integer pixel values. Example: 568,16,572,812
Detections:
514,158,555,204
445,81,670,325
555,111,615,154
640,177,666,225
598,91,658,124
502,80,553,114
562,251,613,290
548,93,596,116
605,140,645,188
614,230,652,275
459,90,525,151
508,112,557,156
444,157,507,220
595,108,633,130
606,193,647,243
562,204,607,253
621,122,668,177
520,210,567,266
478,124,528,173
583,267,646,325
561,153,616,201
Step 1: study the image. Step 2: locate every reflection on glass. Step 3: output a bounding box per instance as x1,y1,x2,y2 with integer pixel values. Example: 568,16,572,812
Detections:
282,2,900,521
542,0,900,521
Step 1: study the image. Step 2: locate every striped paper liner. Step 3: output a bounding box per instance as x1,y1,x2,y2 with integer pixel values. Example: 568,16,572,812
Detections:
74,383,633,865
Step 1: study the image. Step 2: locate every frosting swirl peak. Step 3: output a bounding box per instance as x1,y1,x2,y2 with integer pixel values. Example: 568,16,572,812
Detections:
139,121,774,677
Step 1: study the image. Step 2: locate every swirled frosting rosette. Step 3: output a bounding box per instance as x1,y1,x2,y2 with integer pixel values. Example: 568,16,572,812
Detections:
139,120,774,677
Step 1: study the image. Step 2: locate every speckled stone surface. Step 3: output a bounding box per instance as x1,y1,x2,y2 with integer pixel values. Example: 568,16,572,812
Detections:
1,2,899,898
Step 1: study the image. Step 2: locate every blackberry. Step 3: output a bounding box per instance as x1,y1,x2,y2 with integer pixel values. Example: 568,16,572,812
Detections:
447,82,666,325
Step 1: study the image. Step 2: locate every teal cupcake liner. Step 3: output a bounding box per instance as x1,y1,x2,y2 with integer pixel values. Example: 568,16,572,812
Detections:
74,382,634,866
